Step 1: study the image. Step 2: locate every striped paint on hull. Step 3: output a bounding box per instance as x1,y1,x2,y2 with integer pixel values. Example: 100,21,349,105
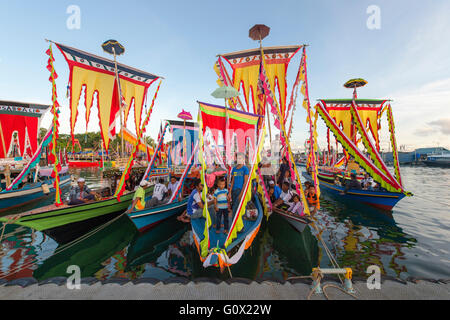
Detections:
127,198,188,232
303,172,405,211
0,175,71,212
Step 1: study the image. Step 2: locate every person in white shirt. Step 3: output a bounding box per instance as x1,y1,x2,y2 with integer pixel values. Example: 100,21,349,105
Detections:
273,181,293,208
361,173,374,190
148,178,168,207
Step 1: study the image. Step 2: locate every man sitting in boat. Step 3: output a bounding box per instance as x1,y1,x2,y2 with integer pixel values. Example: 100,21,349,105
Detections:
361,173,374,190
68,178,98,205
178,179,215,223
128,180,151,212
306,185,320,214
340,173,362,194
273,181,293,208
147,178,169,207
268,180,282,203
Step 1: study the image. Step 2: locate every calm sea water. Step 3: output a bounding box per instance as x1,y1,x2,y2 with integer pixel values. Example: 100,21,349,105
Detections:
0,166,448,282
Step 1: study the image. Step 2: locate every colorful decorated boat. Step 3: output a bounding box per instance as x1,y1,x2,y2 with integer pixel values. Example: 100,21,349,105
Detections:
211,26,317,239
0,40,163,244
305,79,412,211
190,101,268,271
0,186,153,244
0,100,72,212
127,120,198,232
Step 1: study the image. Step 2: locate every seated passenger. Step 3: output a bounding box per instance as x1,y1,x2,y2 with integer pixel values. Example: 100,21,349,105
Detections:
147,178,168,207
69,178,98,205
273,181,293,208
167,176,181,200
361,173,374,190
127,180,151,212
177,179,215,223
306,185,320,215
334,175,341,186
341,173,362,194
287,193,304,216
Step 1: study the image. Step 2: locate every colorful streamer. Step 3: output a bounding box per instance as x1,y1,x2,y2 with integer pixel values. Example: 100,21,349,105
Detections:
46,44,62,206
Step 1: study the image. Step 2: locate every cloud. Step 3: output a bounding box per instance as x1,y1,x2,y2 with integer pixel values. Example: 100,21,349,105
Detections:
428,119,450,135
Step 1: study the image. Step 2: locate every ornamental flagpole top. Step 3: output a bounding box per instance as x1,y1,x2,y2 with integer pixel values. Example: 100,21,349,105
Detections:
249,24,270,42
101,40,125,56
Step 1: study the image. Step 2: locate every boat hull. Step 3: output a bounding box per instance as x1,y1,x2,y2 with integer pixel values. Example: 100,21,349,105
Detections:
0,186,153,244
68,160,99,167
273,208,310,233
191,193,263,268
422,160,450,168
0,174,71,213
127,198,189,233
303,172,405,211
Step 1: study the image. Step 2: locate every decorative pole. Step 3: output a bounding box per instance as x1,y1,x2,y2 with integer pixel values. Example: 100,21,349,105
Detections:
102,40,125,158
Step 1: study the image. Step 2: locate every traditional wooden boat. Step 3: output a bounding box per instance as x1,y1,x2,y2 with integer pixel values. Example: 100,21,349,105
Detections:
68,160,99,167
304,80,412,211
127,120,198,232
268,212,319,276
0,40,164,244
303,171,406,211
272,206,311,233
128,198,188,233
0,185,153,244
0,171,71,213
190,102,268,271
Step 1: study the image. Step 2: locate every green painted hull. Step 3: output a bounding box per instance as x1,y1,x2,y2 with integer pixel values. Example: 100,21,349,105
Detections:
33,215,137,281
0,187,153,232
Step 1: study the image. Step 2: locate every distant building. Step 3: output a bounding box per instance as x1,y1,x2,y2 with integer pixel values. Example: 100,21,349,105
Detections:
382,147,450,164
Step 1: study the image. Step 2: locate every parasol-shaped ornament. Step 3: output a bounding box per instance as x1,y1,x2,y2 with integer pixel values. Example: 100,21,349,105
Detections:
211,85,240,109
211,86,240,99
344,78,367,100
177,109,193,120
249,24,270,41
101,40,125,56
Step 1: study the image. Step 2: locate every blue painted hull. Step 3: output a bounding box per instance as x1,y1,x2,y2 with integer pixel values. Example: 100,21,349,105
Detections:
191,193,263,267
127,198,188,232
0,174,71,212
302,172,405,211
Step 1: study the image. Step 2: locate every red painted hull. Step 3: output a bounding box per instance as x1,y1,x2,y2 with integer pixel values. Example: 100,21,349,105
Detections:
68,161,100,167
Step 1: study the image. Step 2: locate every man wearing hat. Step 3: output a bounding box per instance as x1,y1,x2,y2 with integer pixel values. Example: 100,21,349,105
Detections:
127,180,151,212
68,178,98,205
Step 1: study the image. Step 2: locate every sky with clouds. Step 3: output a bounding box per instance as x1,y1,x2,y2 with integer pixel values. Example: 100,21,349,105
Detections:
0,0,449,151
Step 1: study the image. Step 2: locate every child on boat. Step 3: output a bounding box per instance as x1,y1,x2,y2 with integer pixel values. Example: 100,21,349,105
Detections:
287,193,304,216
213,178,231,234
306,185,320,214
